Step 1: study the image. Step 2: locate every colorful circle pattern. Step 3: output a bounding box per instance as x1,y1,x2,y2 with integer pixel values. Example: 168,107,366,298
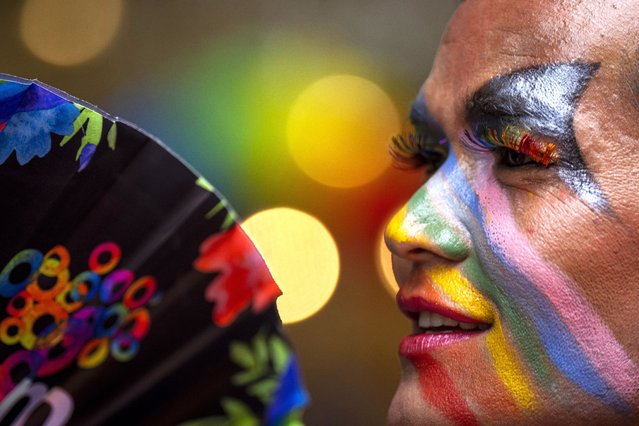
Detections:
0,242,158,399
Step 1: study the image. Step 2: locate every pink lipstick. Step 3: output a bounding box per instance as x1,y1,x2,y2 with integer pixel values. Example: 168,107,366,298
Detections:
397,295,491,357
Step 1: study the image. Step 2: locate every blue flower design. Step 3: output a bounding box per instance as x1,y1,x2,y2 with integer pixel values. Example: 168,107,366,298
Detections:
265,355,310,425
0,82,80,165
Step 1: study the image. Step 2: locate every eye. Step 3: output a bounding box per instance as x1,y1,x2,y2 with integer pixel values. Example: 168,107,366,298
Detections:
390,130,449,175
497,148,536,167
460,125,558,167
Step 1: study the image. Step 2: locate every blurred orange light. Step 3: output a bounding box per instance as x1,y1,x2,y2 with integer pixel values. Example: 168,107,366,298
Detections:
21,0,123,66
287,74,400,188
376,229,398,297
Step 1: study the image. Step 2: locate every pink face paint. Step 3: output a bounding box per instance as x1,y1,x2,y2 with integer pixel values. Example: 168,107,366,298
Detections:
471,169,638,401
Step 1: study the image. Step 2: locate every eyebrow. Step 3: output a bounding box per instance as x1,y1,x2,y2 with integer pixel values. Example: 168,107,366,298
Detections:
463,62,609,210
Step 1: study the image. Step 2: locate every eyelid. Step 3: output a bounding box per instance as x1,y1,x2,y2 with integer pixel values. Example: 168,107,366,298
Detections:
460,124,559,166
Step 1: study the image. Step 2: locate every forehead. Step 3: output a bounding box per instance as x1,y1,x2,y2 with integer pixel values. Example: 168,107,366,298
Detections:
423,0,639,128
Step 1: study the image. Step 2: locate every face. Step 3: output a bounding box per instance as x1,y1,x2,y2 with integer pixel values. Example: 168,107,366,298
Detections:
385,1,639,424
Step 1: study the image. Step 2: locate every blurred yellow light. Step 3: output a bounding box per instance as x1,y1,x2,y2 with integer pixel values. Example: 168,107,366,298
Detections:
242,208,340,324
21,0,123,66
377,230,398,296
287,75,400,188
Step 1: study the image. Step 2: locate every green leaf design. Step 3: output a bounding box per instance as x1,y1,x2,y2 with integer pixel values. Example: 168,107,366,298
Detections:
107,122,117,149
205,200,227,220
196,176,215,193
230,332,269,386
254,333,268,367
232,361,267,386
202,197,237,229
177,416,225,426
230,341,256,369
280,409,306,426
229,329,298,412
269,335,291,374
179,400,261,426
221,398,260,426
59,103,116,166
61,105,103,158
221,212,237,230
247,378,278,404
60,104,87,147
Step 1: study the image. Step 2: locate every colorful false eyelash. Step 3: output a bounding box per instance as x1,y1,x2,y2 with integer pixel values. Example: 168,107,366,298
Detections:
390,131,448,173
460,125,558,166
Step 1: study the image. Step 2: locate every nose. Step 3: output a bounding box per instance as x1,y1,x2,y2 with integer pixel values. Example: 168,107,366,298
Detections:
384,182,471,265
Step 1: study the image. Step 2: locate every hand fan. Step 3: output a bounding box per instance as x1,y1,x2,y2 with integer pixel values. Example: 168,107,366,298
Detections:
0,75,308,426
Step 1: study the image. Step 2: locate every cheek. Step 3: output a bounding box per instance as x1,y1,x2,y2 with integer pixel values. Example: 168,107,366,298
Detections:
474,174,639,413
492,175,634,316
525,194,639,361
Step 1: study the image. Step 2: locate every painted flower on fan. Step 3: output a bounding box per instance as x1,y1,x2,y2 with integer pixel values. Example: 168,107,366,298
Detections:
194,224,282,327
0,82,80,165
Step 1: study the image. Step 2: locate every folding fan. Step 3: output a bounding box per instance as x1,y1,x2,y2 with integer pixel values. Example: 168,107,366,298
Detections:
0,75,308,426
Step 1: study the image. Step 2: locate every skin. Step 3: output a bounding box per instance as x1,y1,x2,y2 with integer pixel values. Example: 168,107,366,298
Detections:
385,1,639,424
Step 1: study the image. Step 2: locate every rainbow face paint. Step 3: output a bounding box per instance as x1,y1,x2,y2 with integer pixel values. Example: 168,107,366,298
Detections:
386,58,639,424
387,150,638,424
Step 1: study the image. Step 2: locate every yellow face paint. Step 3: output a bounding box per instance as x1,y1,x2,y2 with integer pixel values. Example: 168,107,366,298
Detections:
428,265,536,409
385,190,470,261
428,265,493,322
486,320,537,409
385,205,420,244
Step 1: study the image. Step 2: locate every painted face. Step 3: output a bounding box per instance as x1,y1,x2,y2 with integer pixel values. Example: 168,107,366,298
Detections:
385,1,639,424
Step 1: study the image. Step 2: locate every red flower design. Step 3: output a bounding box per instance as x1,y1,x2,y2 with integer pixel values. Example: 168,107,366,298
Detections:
194,224,282,327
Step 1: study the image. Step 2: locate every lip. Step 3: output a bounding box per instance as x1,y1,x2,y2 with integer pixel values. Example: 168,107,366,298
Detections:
399,332,479,357
397,295,485,324
397,295,491,357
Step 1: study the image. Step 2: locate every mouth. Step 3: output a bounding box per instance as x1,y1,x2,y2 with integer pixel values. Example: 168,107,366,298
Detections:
397,295,492,357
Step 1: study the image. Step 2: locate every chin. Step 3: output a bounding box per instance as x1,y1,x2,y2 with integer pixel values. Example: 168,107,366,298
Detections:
387,364,451,426
388,362,632,426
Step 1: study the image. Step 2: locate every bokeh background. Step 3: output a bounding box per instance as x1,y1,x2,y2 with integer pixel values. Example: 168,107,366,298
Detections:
2,1,458,423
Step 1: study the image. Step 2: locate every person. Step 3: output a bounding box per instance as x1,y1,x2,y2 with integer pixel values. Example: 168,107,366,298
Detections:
384,0,639,424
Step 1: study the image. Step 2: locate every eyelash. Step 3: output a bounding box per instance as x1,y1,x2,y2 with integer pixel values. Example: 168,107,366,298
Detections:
390,131,448,173
460,125,558,167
